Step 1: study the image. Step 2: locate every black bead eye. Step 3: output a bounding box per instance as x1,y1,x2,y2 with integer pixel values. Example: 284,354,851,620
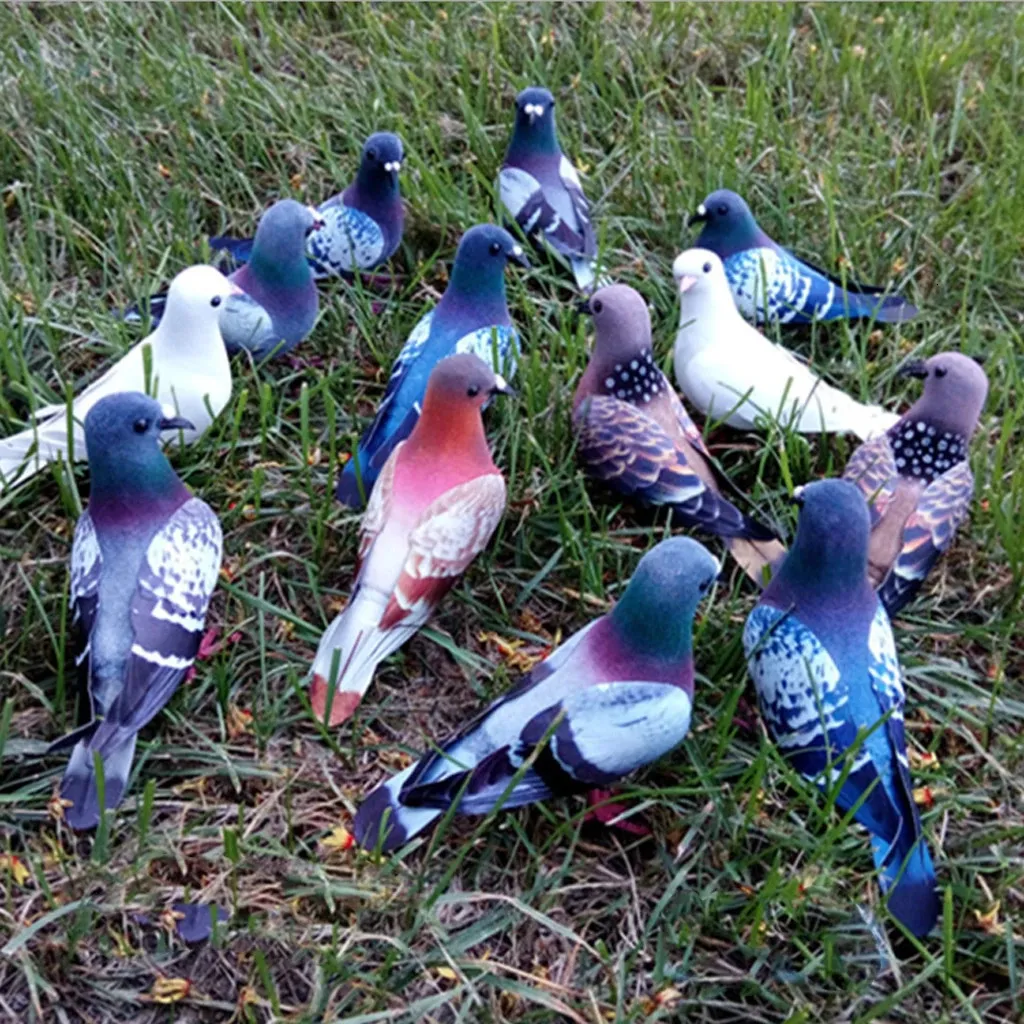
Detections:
210,296,222,308
133,418,150,434
366,147,377,160
489,241,502,256
717,204,729,216
467,385,480,398
934,367,948,379
702,262,712,274
592,299,603,314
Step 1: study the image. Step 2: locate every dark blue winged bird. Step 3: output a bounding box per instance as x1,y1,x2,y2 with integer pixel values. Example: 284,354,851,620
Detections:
743,479,938,937
336,224,528,508
690,189,917,325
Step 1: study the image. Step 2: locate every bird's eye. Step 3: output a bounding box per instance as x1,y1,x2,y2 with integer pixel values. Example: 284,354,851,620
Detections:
210,296,223,308
702,262,712,274
934,367,948,379
592,299,603,314
489,241,502,256
467,384,481,398
367,147,377,160
133,418,150,434
717,204,729,216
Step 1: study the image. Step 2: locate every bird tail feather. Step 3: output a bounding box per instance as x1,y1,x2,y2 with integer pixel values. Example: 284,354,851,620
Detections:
0,418,81,490
309,587,414,726
60,731,138,831
335,453,374,509
353,763,442,852
872,829,939,937
726,536,788,586
208,235,254,267
869,294,918,324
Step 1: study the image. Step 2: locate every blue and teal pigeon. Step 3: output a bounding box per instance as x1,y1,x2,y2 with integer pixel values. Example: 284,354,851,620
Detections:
690,189,917,324
500,86,598,292
573,284,784,581
47,393,222,830
743,479,938,937
132,199,321,360
336,224,528,507
354,536,719,852
843,352,988,615
211,133,405,281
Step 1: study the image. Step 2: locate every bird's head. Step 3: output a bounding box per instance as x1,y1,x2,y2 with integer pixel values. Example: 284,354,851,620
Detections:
447,224,529,299
611,537,720,661
786,479,871,584
688,189,760,254
515,85,556,128
252,198,323,265
360,131,404,184
672,248,733,305
579,284,653,363
424,352,516,412
897,352,989,436
161,264,238,331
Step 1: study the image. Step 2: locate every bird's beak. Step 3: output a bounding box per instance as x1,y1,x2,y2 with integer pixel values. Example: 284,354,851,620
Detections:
384,160,402,175
896,360,930,380
158,415,195,432
508,244,530,268
490,373,517,398
688,204,709,227
677,275,698,294
227,282,244,297
788,485,806,508
575,298,592,315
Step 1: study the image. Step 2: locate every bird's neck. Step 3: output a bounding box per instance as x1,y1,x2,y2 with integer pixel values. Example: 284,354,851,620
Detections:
441,265,509,320
404,393,495,467
88,456,190,529
508,120,561,162
609,588,694,667
896,394,975,443
354,165,400,205
765,535,875,618
247,244,311,289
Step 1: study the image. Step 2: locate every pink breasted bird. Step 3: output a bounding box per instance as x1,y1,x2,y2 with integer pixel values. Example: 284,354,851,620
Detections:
310,353,513,725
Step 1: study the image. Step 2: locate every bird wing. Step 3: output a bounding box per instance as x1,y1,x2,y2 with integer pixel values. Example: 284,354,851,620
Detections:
378,473,507,630
743,604,905,846
69,510,103,722
667,384,710,456
453,324,520,378
575,394,757,536
308,202,385,277
843,432,899,526
880,460,974,614
222,291,276,355
92,498,222,751
355,442,402,574
499,164,594,260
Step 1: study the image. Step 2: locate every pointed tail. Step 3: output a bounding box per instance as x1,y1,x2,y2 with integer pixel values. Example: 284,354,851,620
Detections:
1,417,84,491
121,291,167,327
208,234,255,267
866,293,918,325
335,452,375,509
872,829,939,937
309,586,415,726
726,536,788,586
353,763,442,852
60,731,138,831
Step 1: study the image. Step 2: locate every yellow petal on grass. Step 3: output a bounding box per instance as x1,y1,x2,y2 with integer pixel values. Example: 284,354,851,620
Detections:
434,966,457,981
290,172,304,190
157,163,172,180
150,976,191,1004
974,902,1004,936
908,749,939,771
320,825,355,854
0,854,30,886
226,704,254,740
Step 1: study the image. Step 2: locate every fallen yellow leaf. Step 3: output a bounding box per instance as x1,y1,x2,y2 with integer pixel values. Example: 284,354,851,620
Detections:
908,749,939,771
157,163,172,180
320,825,355,854
226,704,254,740
434,966,457,981
0,854,30,886
974,902,1004,936
151,976,191,1004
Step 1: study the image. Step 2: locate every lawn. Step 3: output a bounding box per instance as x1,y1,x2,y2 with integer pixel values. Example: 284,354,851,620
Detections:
1,3,1023,1022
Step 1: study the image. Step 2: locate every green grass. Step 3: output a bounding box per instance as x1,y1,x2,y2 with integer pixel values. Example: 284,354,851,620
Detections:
1,3,1023,1021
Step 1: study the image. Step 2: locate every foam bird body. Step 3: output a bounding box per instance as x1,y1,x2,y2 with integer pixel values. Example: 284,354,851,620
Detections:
311,354,512,726
1,266,234,490
672,249,898,440
573,284,783,580
336,225,527,507
500,86,598,292
843,353,988,615
690,190,917,325
211,133,405,281
743,479,938,937
48,393,222,830
354,536,719,852
139,200,321,360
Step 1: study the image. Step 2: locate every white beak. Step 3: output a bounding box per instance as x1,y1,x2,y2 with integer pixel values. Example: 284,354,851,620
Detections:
677,275,698,294
384,161,402,173
696,203,707,217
